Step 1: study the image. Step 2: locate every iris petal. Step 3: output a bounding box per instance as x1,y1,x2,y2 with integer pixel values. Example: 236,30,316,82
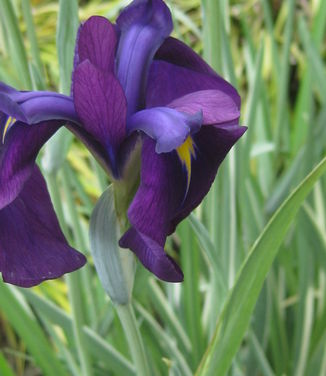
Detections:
75,16,117,72
0,121,60,209
119,138,185,281
120,227,183,282
73,60,127,177
168,89,240,125
155,37,217,75
127,107,202,153
0,91,28,124
154,36,241,108
0,84,79,126
171,123,247,228
147,60,241,110
116,0,172,116
0,166,86,287
127,138,184,245
120,123,246,282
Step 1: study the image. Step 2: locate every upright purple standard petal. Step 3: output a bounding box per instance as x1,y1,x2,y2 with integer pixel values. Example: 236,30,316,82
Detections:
0,166,86,287
73,60,127,177
75,16,117,72
116,0,173,116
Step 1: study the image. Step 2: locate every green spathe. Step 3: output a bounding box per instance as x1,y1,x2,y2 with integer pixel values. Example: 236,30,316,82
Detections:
89,185,135,305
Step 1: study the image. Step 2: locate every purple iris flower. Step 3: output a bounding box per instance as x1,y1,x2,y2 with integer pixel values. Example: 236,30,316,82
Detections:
0,0,246,287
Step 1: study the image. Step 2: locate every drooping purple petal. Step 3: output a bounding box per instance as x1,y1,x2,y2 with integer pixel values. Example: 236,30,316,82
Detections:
0,120,60,209
76,16,117,72
119,227,183,282
127,107,202,153
168,89,240,125
147,60,241,110
126,138,184,245
171,123,247,229
0,92,28,124
0,83,79,125
120,123,246,282
0,82,15,94
119,137,185,281
116,0,173,116
0,166,86,287
73,60,127,177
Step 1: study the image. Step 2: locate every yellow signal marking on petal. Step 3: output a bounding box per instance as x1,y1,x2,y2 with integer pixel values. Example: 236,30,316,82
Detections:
176,135,196,194
2,116,16,144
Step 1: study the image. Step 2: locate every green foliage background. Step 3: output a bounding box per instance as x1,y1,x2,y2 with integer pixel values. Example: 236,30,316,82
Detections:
0,0,326,375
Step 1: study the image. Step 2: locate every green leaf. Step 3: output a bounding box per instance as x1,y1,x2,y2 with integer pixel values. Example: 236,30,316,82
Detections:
196,156,326,376
248,331,275,376
21,0,45,89
274,0,296,153
179,219,204,368
148,278,192,353
188,214,226,293
0,352,15,376
0,285,67,376
56,0,79,95
298,15,326,104
42,0,78,174
0,0,32,88
135,303,193,376
21,289,135,376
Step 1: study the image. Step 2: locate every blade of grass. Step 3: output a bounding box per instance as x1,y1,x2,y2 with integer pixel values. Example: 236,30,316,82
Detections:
20,289,135,376
196,156,326,376
148,278,192,354
179,219,204,369
201,0,223,72
188,214,227,293
0,0,32,88
292,0,326,153
275,0,296,155
0,285,67,376
42,0,78,174
249,331,275,376
135,303,193,376
261,0,281,80
56,0,79,95
0,352,15,376
47,170,93,376
21,0,45,89
298,15,326,104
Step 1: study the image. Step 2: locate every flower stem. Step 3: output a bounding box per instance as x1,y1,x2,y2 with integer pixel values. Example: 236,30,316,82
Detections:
115,303,151,376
